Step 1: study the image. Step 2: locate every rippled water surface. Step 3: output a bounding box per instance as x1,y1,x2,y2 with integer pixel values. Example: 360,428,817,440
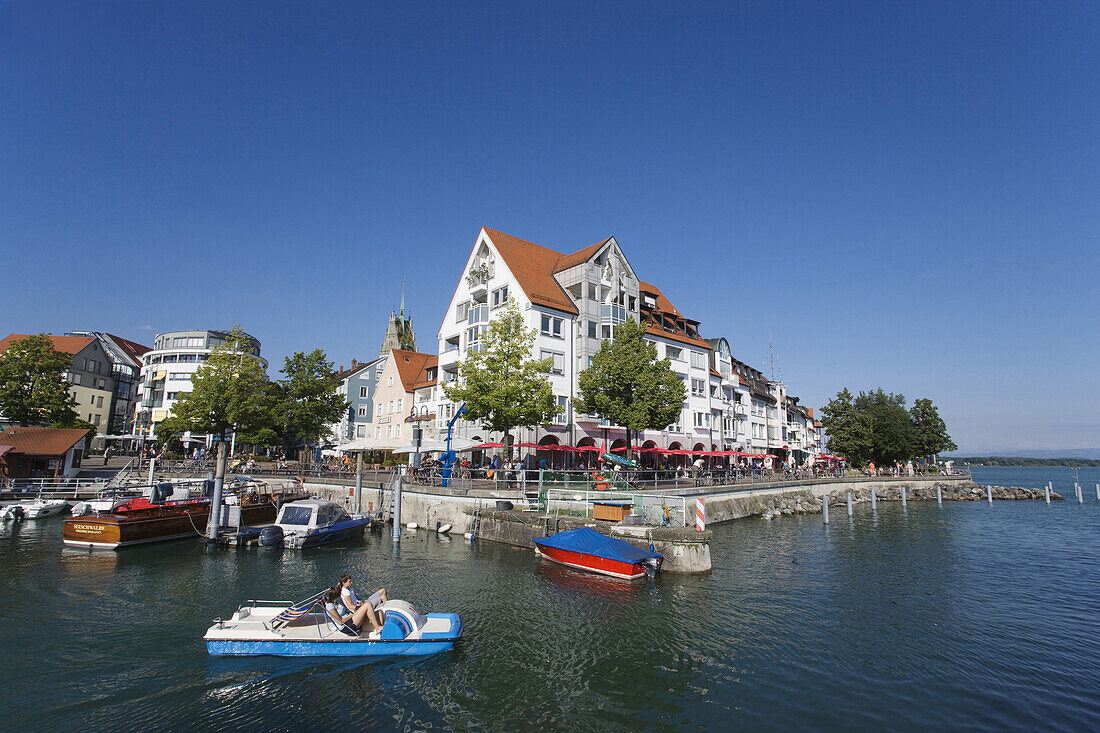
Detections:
3,480,1099,731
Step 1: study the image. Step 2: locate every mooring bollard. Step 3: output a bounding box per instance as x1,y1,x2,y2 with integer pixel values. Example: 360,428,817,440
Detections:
696,498,706,532
901,486,907,507
870,487,877,510
1045,483,1051,505
846,491,853,516
987,485,993,504
822,495,829,524
936,485,942,505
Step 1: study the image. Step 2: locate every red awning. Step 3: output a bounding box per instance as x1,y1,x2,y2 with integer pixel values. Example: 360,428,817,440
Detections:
470,442,503,449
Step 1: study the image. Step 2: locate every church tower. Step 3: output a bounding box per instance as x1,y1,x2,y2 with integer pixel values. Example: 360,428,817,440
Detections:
380,282,416,355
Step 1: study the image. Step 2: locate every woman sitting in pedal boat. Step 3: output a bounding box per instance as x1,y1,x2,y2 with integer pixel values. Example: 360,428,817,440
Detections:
325,586,382,636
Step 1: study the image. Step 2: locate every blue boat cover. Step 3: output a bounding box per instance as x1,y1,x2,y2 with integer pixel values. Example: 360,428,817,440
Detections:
533,527,662,564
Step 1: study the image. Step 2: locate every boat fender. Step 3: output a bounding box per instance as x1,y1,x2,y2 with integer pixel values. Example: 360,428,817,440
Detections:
258,525,285,550
406,522,418,530
436,524,451,534
463,532,474,540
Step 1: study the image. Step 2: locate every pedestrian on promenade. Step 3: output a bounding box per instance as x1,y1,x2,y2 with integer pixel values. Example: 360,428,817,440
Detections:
103,447,111,466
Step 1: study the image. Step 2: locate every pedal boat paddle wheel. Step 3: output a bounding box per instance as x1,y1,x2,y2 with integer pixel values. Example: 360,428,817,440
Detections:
204,594,463,657
532,527,663,580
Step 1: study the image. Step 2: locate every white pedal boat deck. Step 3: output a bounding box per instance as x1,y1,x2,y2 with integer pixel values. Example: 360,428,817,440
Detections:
204,598,462,657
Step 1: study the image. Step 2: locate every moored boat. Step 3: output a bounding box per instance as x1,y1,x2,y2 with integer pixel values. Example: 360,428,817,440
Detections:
62,481,303,549
204,595,463,657
532,527,662,580
1,498,70,520
258,499,369,550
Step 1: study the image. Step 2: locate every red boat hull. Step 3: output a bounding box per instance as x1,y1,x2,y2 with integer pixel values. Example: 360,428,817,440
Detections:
537,545,651,580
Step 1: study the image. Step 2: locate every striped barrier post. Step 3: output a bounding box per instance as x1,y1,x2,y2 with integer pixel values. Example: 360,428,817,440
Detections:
695,498,705,532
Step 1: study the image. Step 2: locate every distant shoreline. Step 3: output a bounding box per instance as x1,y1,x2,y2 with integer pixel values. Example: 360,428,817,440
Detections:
950,457,1100,468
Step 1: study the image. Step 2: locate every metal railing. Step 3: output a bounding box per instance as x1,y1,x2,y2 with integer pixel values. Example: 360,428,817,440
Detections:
545,488,688,527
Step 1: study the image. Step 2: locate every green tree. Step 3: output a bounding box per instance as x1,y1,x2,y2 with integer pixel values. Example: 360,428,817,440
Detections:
0,333,78,426
272,349,348,457
853,389,916,466
442,300,560,458
575,318,686,455
820,388,873,465
166,326,272,531
909,398,956,460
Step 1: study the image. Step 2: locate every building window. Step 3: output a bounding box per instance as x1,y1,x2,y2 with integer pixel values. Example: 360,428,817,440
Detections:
360,386,369,398
456,301,470,323
491,286,509,308
666,346,682,361
96,396,103,408
691,378,706,396
396,398,404,412
541,350,565,374
173,337,187,347
377,404,383,417
187,337,204,347
93,415,101,426
69,373,81,385
690,351,706,369
387,376,393,387
554,395,568,424
356,424,367,437
358,405,369,417
694,412,710,428
587,321,597,339
541,315,563,338
395,424,402,438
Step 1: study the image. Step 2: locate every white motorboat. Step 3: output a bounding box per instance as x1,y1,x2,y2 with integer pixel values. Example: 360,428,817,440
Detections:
71,489,145,516
257,499,370,550
2,498,70,520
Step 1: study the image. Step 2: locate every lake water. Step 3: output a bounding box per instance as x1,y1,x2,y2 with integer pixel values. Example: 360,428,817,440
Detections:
2,467,1098,731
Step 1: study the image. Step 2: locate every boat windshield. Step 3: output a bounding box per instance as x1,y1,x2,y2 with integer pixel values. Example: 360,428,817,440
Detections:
280,506,314,526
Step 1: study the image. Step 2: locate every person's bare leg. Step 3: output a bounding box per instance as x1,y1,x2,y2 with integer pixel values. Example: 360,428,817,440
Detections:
377,587,388,604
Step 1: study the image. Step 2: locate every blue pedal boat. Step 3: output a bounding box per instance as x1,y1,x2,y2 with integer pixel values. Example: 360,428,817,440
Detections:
204,595,463,657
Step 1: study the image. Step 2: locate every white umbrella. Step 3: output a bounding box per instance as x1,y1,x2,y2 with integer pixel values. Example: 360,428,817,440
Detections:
336,437,405,452
392,438,479,454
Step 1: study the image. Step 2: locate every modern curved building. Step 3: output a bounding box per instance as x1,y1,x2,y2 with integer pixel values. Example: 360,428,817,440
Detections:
133,329,266,441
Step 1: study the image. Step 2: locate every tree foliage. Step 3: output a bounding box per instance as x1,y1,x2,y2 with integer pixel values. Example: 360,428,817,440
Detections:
272,349,348,450
576,318,686,452
910,398,957,457
442,301,560,457
0,334,78,426
821,388,955,466
161,326,273,441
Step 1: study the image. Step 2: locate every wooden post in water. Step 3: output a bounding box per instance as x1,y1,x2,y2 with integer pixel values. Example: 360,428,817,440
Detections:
901,486,907,508
846,491,853,516
936,485,942,505
1045,483,1051,505
987,485,993,504
1076,484,1083,504
870,487,877,510
1095,484,1099,502
822,495,829,524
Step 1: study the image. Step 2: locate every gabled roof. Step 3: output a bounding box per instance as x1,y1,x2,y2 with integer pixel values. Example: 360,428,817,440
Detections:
105,333,151,362
390,349,437,393
481,228,579,315
637,282,709,349
552,237,613,273
0,427,88,456
0,334,94,356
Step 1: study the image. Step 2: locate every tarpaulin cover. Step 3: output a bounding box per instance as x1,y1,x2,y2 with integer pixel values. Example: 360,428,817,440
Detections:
532,527,662,564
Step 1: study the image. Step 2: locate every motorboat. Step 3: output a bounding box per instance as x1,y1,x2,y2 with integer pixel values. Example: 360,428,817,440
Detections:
1,498,71,520
62,480,305,549
204,595,463,657
532,527,662,580
258,499,369,550
71,489,146,516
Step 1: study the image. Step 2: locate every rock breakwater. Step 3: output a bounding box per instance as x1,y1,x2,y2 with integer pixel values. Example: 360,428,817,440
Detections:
760,481,1058,520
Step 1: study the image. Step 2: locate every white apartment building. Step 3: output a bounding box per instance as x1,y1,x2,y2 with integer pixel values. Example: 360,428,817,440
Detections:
426,227,822,466
134,329,266,441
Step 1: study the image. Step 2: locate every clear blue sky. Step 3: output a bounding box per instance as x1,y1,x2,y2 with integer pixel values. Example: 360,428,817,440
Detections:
3,1,1097,453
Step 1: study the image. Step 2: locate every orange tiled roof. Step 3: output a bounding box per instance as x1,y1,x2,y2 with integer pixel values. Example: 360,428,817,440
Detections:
638,282,683,318
0,427,88,456
552,237,612,273
106,333,151,362
0,334,94,356
391,349,437,393
637,282,709,349
412,355,438,390
482,228,579,314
